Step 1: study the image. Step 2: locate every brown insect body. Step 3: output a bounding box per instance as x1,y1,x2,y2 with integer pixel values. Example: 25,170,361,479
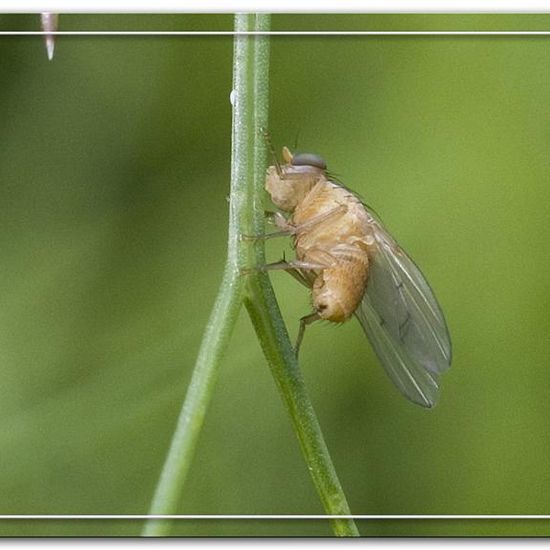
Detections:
266,147,372,323
264,145,452,408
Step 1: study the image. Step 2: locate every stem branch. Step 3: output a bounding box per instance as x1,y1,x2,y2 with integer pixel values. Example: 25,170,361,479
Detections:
241,13,360,538
141,12,253,537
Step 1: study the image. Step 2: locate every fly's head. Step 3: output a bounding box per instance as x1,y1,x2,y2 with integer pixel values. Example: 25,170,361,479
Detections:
265,146,327,212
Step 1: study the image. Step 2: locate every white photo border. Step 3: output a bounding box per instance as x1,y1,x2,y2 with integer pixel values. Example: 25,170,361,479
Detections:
1,16,549,522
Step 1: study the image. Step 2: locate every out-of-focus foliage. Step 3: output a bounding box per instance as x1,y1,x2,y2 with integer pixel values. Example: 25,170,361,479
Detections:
0,13,549,536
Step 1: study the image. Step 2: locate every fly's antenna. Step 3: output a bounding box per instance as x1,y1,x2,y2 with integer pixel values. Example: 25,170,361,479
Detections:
292,129,301,151
261,127,283,177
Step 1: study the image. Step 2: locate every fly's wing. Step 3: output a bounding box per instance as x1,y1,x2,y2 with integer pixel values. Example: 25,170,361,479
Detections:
355,210,452,408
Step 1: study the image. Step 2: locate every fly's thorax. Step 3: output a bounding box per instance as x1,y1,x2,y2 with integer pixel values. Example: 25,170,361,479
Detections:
265,164,325,213
293,182,372,252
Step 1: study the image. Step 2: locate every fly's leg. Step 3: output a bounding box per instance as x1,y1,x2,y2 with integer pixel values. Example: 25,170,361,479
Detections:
258,211,295,239
243,205,347,242
245,260,322,355
284,265,311,288
241,255,324,356
295,312,320,357
293,204,347,233
242,241,336,279
241,229,292,242
241,211,295,241
242,253,312,287
256,259,328,272
265,210,290,229
240,258,325,282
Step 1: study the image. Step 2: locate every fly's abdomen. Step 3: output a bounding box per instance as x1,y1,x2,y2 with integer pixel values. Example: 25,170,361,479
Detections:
311,248,369,323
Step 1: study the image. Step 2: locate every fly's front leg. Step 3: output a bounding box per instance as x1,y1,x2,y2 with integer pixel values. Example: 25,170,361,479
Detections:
243,205,346,242
262,210,295,238
265,210,290,230
241,211,295,242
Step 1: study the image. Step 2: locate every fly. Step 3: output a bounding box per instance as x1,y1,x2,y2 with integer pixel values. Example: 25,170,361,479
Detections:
260,144,452,408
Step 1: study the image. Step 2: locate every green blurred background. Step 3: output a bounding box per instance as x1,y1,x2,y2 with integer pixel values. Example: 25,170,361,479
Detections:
0,12,549,536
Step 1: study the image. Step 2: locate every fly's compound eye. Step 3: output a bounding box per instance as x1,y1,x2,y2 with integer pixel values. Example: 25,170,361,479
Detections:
291,152,327,170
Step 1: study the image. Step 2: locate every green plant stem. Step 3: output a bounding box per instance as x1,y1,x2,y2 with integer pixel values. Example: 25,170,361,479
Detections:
142,12,359,538
141,13,252,537
241,14,360,538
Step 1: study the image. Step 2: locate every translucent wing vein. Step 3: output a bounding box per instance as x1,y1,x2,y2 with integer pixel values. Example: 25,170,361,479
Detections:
355,213,452,407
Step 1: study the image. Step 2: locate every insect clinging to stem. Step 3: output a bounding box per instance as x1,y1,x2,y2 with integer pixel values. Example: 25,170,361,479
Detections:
258,138,452,408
